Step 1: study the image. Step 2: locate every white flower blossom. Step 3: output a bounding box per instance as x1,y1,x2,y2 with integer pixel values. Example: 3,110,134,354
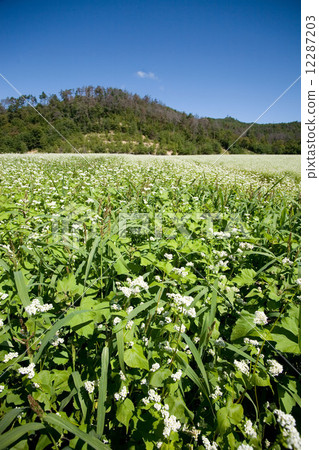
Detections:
0,385,4,393
237,445,253,450
253,310,268,325
18,363,35,379
244,338,260,347
150,363,161,372
210,385,222,400
234,359,250,376
202,436,218,450
114,385,128,401
274,410,301,450
3,352,19,363
244,419,257,439
84,380,95,394
267,359,283,376
113,317,121,326
171,370,183,382
172,267,188,277
25,298,53,316
126,320,134,330
164,253,173,260
119,370,126,381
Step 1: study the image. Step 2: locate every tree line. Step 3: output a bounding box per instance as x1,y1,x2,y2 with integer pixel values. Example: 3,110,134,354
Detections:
0,86,301,154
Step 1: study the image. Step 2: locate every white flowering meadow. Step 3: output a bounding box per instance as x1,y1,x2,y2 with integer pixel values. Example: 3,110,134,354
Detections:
0,154,300,449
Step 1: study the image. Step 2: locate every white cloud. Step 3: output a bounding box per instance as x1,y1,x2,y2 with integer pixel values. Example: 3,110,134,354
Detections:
136,71,158,80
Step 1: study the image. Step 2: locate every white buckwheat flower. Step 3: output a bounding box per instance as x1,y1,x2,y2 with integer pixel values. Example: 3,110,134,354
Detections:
202,436,218,450
84,381,95,394
267,359,283,376
171,370,182,382
0,385,4,393
237,445,253,450
210,385,222,400
0,319,4,327
244,338,260,347
113,317,121,326
150,363,161,372
25,298,53,316
253,310,268,325
244,419,257,439
18,363,35,379
114,385,128,401
3,352,19,363
164,253,173,260
234,360,250,376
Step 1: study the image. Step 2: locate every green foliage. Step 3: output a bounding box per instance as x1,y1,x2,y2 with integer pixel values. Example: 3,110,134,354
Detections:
0,86,300,154
0,155,301,449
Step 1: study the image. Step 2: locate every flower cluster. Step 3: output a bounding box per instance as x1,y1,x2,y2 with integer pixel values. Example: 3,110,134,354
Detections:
3,352,19,363
118,276,149,298
234,360,250,376
209,385,222,400
25,298,54,316
244,338,260,347
171,370,183,382
267,359,283,377
114,386,128,401
202,436,218,450
167,292,195,317
150,363,161,372
51,332,64,347
84,380,95,394
172,267,188,277
18,363,35,379
244,419,257,439
253,310,268,325
274,409,301,450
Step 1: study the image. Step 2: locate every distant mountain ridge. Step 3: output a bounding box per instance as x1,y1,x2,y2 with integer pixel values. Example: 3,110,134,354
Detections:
0,86,300,154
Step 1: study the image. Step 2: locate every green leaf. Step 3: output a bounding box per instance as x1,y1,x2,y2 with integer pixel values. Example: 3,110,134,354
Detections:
14,271,30,307
116,329,125,373
72,371,88,421
84,237,101,287
217,403,243,435
116,398,134,429
251,370,271,388
0,408,25,434
0,423,45,450
231,310,256,341
33,309,92,364
113,299,156,333
149,368,171,387
43,414,109,449
124,344,149,371
96,345,109,438
181,333,210,395
232,269,256,287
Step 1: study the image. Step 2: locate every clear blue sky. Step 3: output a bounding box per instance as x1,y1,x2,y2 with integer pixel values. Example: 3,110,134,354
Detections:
0,0,300,123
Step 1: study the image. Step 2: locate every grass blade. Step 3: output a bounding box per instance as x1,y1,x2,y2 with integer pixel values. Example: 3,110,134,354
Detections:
0,423,45,449
84,237,101,287
116,329,125,373
96,344,109,438
43,414,109,450
71,371,88,421
181,333,210,395
33,309,91,364
0,408,25,434
14,270,30,307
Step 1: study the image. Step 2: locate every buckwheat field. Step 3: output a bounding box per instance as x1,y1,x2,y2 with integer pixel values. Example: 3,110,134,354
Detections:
0,155,301,450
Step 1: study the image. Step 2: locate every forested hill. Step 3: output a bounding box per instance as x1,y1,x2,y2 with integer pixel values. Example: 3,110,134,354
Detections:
0,86,300,155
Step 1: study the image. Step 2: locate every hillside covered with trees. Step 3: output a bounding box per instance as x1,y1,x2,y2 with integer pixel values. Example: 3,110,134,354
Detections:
0,86,301,155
